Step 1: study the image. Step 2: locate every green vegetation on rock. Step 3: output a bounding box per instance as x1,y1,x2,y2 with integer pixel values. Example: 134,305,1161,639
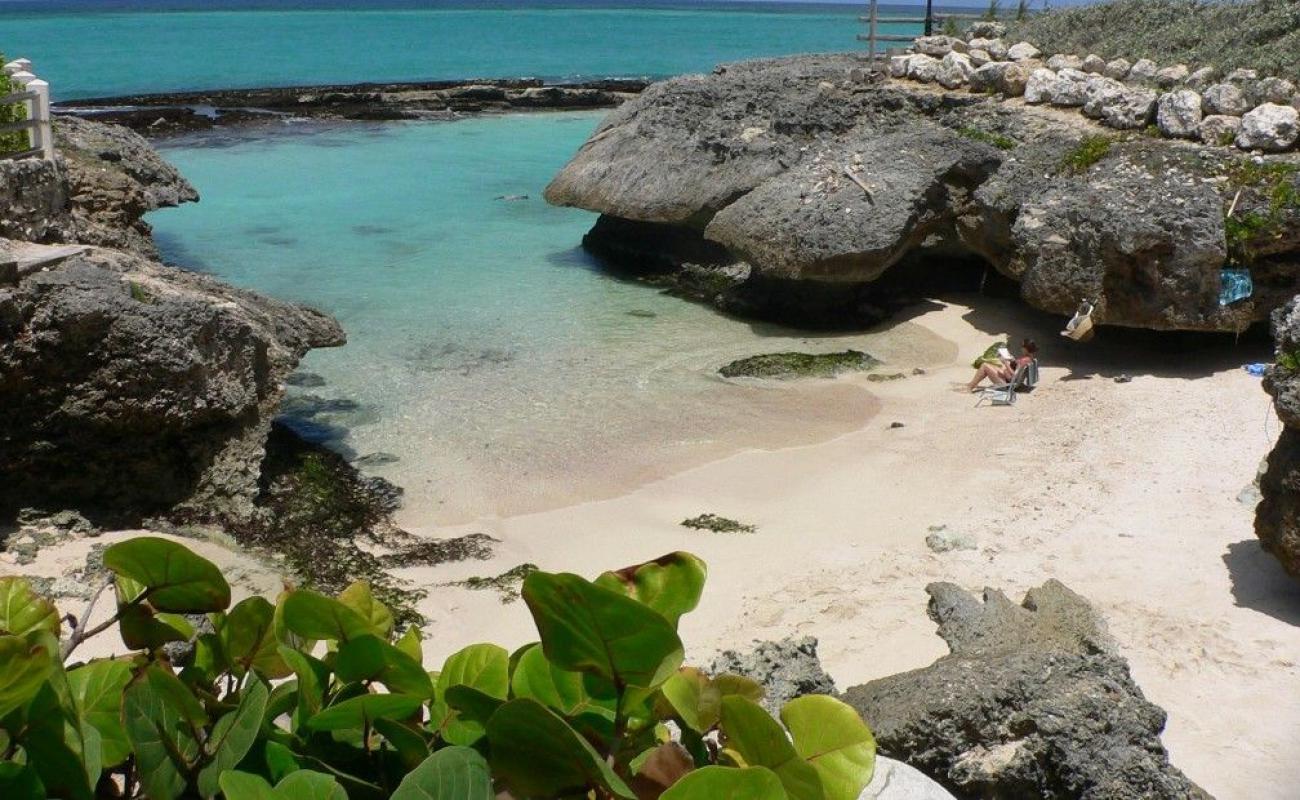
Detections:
719,350,880,379
1061,135,1113,175
681,513,757,534
1008,0,1300,83
0,540,876,800
958,126,1016,151
0,53,29,154
1223,160,1300,264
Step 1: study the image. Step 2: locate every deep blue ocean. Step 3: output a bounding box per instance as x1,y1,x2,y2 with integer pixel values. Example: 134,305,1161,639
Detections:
6,0,947,521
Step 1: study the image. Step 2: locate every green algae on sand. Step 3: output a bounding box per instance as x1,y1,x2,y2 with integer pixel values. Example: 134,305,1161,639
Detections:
719,350,880,379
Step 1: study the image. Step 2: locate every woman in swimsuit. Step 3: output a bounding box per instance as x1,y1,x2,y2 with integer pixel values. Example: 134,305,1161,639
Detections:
968,338,1037,391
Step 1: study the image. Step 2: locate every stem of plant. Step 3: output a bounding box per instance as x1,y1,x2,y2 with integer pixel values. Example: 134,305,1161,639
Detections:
607,681,628,766
61,577,115,660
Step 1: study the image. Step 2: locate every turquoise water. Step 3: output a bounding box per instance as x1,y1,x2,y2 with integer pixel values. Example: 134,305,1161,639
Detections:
1,1,924,101
148,115,942,524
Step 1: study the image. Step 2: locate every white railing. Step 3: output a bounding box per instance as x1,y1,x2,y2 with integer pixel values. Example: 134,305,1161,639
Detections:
2,58,54,162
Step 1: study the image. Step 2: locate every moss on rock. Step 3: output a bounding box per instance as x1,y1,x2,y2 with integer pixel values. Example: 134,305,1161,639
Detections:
719,350,880,379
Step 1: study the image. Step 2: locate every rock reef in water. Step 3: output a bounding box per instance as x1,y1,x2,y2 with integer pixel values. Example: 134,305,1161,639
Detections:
718,349,879,379
842,581,1208,800
545,54,1300,332
0,118,344,522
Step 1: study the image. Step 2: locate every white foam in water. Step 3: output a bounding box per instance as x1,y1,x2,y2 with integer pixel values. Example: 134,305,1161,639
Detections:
151,114,946,524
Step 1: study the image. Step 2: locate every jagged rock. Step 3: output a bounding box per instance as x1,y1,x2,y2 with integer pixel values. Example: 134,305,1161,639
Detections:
1104,57,1132,79
1203,82,1250,116
967,50,991,68
1199,114,1243,146
966,21,1007,40
937,52,975,89
1236,103,1300,152
843,581,1209,800
1045,54,1083,71
966,37,1007,61
907,54,943,83
1128,58,1159,82
1255,76,1297,105
709,636,836,715
1089,82,1158,129
1259,298,1300,581
1186,66,1218,90
1007,41,1041,61
970,61,1028,97
1048,69,1089,107
0,245,344,520
889,55,909,78
1157,90,1203,138
1023,68,1057,104
914,36,967,57
1080,54,1107,74
1156,64,1190,88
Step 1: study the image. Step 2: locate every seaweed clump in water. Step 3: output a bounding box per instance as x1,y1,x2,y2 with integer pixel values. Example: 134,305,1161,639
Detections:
229,423,496,626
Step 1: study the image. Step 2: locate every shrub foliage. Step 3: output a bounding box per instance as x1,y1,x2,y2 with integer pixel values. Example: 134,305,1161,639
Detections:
0,539,875,799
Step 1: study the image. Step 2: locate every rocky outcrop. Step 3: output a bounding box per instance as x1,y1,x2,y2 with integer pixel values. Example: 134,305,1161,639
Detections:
709,636,837,715
1,118,344,523
0,116,197,257
1256,298,1300,579
547,54,1299,331
842,581,1208,800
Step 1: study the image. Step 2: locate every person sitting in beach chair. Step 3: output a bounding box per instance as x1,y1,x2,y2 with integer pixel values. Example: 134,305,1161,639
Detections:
967,338,1038,392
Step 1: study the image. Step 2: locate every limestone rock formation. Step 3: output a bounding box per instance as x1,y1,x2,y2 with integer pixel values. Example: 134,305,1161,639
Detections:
709,636,837,715
1257,298,1300,580
1156,90,1203,138
842,581,1209,800
1236,103,1300,152
547,54,1297,332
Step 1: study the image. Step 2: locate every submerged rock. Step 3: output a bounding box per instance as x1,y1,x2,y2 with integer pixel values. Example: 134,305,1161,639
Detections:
719,350,880,379
842,581,1208,799
709,636,837,715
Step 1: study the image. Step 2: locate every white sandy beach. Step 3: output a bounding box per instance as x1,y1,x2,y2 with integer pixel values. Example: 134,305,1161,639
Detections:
14,294,1298,799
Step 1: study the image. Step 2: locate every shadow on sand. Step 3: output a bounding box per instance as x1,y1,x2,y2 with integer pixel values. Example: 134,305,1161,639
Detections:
1223,539,1300,626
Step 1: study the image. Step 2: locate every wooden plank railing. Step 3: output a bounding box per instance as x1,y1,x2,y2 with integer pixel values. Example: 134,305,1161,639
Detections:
2,58,54,162
858,2,1031,65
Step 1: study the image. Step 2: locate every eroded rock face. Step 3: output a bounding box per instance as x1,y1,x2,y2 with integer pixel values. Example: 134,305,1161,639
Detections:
709,636,836,715
0,246,344,520
1257,298,1300,580
546,55,1298,332
842,581,1209,800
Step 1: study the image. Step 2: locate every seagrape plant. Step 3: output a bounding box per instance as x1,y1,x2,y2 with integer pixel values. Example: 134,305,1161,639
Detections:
0,538,876,799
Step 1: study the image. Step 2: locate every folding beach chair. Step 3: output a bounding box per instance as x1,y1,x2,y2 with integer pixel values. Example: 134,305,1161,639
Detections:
976,361,1029,407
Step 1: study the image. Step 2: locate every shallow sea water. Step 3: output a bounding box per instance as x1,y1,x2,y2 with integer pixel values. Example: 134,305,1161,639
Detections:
150,113,951,523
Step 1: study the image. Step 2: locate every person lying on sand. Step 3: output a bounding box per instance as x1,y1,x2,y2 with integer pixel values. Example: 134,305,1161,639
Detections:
968,338,1038,392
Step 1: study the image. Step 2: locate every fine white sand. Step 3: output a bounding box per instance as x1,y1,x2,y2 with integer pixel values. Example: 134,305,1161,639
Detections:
12,295,1299,799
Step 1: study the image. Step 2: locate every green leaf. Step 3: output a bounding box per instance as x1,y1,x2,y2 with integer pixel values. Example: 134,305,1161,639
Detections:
522,571,683,690
394,627,423,663
263,740,302,783
0,576,61,636
118,603,191,650
0,631,55,720
593,552,707,626
102,537,231,612
275,769,349,800
0,762,46,800
372,717,429,770
281,590,373,642
66,659,132,766
391,746,492,800
335,635,433,697
122,666,205,800
221,597,289,679
485,697,634,799
278,646,326,720
662,667,718,732
219,771,279,800
661,766,789,800
720,696,824,800
337,582,393,640
509,644,619,720
20,681,98,800
197,678,270,798
436,643,509,698
780,696,876,800
305,693,424,732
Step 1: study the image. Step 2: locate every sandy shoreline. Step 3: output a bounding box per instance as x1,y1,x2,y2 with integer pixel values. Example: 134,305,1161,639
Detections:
12,293,1299,798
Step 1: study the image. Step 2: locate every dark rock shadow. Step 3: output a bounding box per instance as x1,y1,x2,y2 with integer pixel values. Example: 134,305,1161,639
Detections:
1223,539,1300,626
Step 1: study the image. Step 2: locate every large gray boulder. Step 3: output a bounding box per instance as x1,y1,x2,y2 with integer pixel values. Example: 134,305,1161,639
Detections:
1156,90,1203,138
1199,114,1242,145
1023,68,1057,104
1203,83,1250,116
1236,103,1300,152
842,581,1209,800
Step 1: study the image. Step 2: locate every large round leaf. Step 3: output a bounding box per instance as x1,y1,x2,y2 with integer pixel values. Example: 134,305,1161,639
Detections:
391,746,493,800
593,552,707,626
720,696,824,800
197,679,270,799
123,666,205,800
280,590,373,642
274,770,348,800
485,698,634,799
337,581,394,640
661,766,789,800
221,597,290,679
305,693,424,732
0,631,55,720
509,643,617,720
436,643,509,699
0,576,60,636
336,635,433,697
522,571,683,690
67,659,132,767
780,696,876,800
102,537,230,612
